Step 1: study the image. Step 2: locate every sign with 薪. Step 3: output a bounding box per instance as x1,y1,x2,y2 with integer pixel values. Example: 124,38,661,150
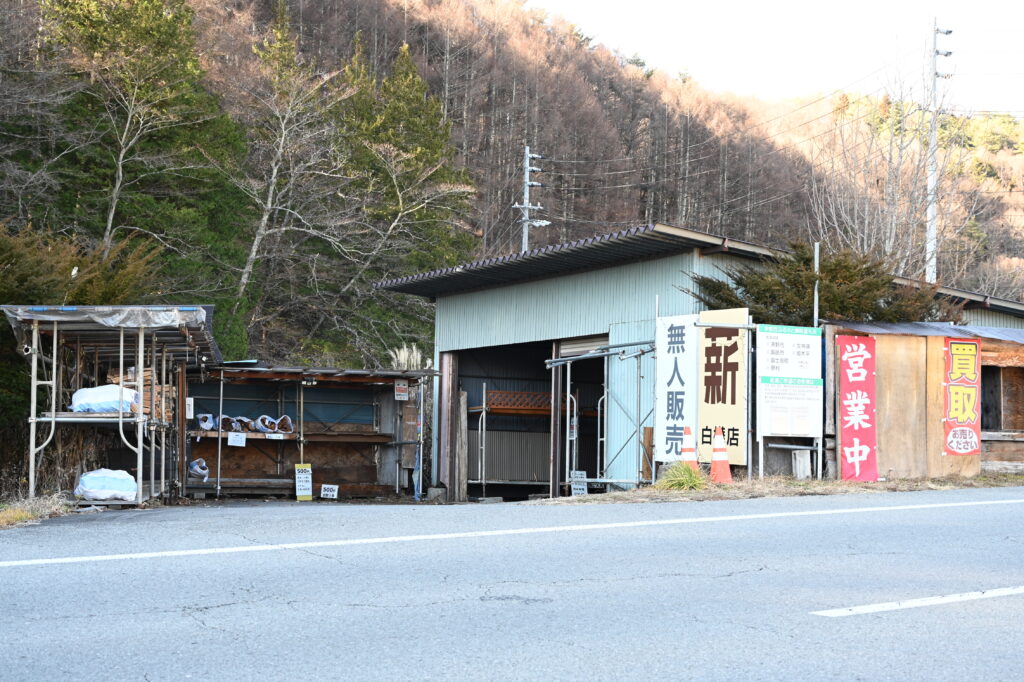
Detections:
697,308,749,465
837,335,878,481
395,379,409,401
944,338,981,456
655,314,699,463
320,484,339,499
295,463,313,501
227,431,246,447
569,470,588,496
756,324,823,438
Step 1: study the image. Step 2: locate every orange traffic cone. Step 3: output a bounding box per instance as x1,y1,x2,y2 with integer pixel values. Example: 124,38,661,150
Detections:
709,426,732,483
681,426,700,472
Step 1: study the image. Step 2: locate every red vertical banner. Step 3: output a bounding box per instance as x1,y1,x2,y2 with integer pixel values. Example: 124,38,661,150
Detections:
944,338,981,456
837,336,878,481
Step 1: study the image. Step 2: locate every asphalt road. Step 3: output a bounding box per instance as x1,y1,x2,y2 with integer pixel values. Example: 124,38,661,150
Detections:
2,488,1024,680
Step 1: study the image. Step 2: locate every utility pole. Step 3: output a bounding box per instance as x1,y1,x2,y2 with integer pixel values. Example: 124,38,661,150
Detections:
513,144,549,253
926,20,953,283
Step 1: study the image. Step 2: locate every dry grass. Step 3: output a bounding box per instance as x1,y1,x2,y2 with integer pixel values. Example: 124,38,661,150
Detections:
0,494,72,529
528,473,1024,505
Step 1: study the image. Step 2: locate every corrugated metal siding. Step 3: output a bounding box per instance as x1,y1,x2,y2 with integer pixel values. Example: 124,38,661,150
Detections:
468,430,549,482
962,309,1024,329
604,320,656,486
436,251,720,351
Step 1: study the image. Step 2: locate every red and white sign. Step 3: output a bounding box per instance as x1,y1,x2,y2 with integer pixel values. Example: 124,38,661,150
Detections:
837,335,878,481
943,338,981,456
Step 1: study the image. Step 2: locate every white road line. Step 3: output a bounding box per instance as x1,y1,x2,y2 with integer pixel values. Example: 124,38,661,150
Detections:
812,586,1024,617
2,497,1023,569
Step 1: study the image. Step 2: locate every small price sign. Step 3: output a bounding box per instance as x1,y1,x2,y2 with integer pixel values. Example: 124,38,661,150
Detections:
320,484,339,499
569,470,588,496
227,431,246,447
295,463,313,501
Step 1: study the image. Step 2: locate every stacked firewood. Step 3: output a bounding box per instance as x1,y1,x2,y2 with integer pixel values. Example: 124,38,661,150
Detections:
106,367,174,422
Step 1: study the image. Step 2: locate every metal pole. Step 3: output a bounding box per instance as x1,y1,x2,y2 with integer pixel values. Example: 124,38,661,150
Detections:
816,437,823,481
520,145,530,252
748,323,756,481
813,242,820,327
216,370,224,498
28,321,39,499
160,349,167,498
481,382,487,499
565,362,572,483
925,20,939,283
149,333,156,500
635,354,642,485
136,327,144,504
299,380,305,466
415,379,424,501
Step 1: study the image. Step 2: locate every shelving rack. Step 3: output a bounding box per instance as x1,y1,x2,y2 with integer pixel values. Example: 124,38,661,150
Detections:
3,305,220,505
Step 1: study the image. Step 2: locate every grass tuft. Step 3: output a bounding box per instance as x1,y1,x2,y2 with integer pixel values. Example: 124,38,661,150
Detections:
655,463,707,491
0,494,72,529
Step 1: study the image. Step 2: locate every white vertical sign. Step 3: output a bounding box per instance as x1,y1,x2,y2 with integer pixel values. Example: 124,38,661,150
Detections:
394,379,409,401
655,314,699,462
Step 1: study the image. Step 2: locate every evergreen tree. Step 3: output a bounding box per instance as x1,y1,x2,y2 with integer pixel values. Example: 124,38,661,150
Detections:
689,242,963,326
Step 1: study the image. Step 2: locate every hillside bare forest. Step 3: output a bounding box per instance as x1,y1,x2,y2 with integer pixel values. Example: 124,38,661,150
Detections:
2,0,1023,375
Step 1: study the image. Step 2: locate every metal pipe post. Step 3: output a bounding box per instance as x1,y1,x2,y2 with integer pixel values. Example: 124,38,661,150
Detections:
481,382,487,499
216,370,224,497
135,327,145,504
28,321,39,498
149,333,156,499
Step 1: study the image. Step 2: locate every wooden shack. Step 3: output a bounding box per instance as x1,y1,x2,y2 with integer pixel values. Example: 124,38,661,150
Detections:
185,366,431,498
824,322,1024,479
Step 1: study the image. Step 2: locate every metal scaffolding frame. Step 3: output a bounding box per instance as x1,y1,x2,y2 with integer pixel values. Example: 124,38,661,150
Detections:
6,306,219,505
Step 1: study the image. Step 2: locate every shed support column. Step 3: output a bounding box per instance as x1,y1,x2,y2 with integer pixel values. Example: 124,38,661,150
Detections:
549,341,563,498
28,321,39,499
438,352,458,498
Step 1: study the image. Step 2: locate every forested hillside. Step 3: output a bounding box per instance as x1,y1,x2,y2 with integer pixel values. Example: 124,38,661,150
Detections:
2,0,1023,374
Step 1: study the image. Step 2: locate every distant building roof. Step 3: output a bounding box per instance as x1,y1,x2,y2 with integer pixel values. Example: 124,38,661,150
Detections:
375,223,773,298
376,221,1024,319
826,320,1024,344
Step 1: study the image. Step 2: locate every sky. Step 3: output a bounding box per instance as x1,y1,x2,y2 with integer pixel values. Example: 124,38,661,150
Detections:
526,0,1024,116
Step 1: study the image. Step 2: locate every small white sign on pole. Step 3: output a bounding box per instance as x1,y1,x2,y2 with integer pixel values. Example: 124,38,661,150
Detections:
226,431,246,447
569,470,588,496
185,397,194,419
395,379,410,401
320,484,339,499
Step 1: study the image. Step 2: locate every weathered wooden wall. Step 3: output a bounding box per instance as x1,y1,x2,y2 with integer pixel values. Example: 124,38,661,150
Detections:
874,335,929,478
191,440,378,488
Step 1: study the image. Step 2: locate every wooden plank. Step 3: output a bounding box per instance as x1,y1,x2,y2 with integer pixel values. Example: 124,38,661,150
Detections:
641,427,654,481
982,441,1024,462
875,335,928,478
452,391,469,502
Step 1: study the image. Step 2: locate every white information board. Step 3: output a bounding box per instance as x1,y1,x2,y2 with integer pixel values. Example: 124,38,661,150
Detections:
185,397,194,419
227,431,246,447
569,470,588,496
395,379,409,401
756,324,823,438
320,484,339,499
654,314,699,462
